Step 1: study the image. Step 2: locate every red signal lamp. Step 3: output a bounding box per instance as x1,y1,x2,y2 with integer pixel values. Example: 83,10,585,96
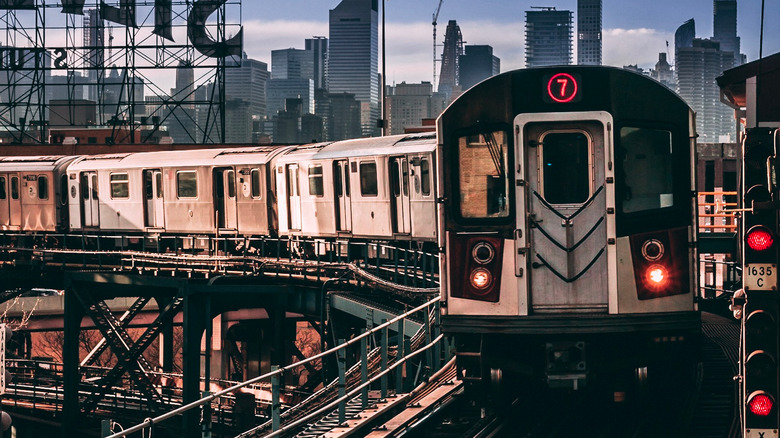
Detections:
748,391,775,417
747,226,775,252
645,265,668,289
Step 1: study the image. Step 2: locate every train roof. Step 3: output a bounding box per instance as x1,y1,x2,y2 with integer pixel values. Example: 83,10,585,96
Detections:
0,155,78,172
312,133,436,159
67,146,288,171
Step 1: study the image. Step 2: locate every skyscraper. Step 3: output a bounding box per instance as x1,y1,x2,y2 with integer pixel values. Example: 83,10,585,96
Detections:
271,48,314,81
676,38,734,142
305,37,329,90
328,0,379,137
713,0,743,66
459,45,500,91
437,20,463,97
225,53,270,122
577,0,602,65
525,7,573,68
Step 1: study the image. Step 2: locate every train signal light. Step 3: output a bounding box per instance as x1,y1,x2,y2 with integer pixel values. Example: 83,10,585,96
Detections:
740,128,779,437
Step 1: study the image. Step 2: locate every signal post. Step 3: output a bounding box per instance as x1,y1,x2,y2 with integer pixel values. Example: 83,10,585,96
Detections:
740,127,779,438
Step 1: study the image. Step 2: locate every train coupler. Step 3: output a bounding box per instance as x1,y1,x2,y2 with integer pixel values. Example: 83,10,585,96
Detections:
545,341,588,390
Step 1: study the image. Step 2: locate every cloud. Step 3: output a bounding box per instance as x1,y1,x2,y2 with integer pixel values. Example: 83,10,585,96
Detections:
603,28,674,69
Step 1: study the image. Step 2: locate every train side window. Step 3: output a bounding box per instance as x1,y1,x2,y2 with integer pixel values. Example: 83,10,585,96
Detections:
251,169,261,198
60,175,68,205
619,127,673,213
457,130,510,218
0,176,5,200
227,170,236,198
344,164,351,196
38,175,48,200
402,159,409,196
360,162,378,196
155,172,163,198
420,159,431,196
308,164,324,197
81,174,90,199
10,176,19,200
177,171,198,198
110,173,129,199
540,131,590,204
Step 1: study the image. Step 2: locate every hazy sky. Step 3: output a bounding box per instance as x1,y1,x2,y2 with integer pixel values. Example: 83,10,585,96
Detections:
240,0,780,85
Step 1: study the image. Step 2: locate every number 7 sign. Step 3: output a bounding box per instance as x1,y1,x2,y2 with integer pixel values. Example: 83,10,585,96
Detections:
546,72,579,103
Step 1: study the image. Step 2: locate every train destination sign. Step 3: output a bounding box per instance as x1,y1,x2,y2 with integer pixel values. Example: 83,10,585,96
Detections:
545,72,580,103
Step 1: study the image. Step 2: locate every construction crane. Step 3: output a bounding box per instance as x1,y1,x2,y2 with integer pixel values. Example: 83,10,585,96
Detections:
432,0,444,90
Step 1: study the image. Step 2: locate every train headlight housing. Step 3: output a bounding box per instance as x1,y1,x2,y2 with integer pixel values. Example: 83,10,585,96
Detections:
641,239,664,261
470,268,493,290
471,242,495,265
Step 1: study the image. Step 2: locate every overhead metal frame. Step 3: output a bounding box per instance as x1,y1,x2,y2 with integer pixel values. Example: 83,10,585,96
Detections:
0,0,242,144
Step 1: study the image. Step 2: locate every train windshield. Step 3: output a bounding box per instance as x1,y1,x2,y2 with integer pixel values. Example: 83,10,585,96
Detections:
457,130,510,219
619,127,674,213
540,131,590,204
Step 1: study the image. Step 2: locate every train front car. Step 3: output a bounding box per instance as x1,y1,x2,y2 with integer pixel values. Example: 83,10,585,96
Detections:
437,67,700,392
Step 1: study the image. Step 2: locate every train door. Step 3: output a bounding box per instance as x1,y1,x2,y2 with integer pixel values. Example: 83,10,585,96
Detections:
516,113,612,313
143,169,165,228
0,173,21,228
80,171,100,227
286,164,302,230
389,156,411,234
214,168,237,230
333,160,352,232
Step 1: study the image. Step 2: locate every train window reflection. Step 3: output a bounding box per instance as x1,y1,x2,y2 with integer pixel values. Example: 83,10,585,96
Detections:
177,171,198,198
110,173,129,199
620,127,673,213
360,162,378,196
541,132,590,204
458,131,510,218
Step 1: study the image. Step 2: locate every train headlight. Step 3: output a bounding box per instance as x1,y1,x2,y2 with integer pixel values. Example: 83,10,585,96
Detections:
470,268,493,290
748,391,775,416
646,264,668,289
471,242,495,265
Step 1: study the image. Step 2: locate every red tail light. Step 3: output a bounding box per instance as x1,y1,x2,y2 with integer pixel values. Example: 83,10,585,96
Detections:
645,265,668,289
747,226,775,251
748,391,775,416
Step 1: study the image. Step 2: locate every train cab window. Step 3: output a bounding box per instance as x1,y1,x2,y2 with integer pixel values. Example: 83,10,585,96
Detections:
177,171,198,198
0,176,5,199
360,162,378,196
251,169,261,198
619,127,674,213
10,176,18,200
458,130,510,218
38,175,48,200
540,132,590,204
308,165,324,197
420,159,431,196
81,174,90,199
110,173,129,199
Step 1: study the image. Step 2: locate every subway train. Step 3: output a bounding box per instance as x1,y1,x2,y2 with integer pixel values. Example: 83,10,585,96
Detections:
0,134,437,246
1,66,700,394
436,66,701,392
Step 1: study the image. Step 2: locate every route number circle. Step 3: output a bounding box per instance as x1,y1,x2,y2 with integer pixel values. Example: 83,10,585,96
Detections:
547,73,578,103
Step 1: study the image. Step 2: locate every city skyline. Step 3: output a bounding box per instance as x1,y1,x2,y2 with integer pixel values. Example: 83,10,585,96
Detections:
242,0,779,86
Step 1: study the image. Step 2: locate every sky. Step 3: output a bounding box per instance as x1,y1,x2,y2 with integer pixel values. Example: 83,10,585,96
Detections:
240,0,780,86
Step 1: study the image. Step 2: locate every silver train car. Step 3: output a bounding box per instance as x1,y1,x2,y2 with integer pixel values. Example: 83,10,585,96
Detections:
436,66,701,392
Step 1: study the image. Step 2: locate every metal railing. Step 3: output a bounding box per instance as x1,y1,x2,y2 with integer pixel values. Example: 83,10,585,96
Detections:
698,191,738,232
0,232,440,290
102,297,445,438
